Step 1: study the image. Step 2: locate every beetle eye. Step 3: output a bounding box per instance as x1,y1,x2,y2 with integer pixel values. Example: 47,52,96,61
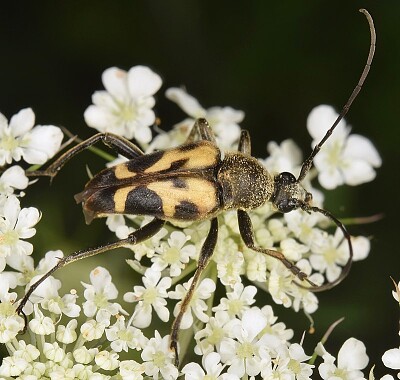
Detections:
276,172,297,186
277,198,298,213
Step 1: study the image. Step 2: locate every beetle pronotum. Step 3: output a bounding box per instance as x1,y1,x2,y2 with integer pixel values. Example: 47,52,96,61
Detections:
16,9,375,367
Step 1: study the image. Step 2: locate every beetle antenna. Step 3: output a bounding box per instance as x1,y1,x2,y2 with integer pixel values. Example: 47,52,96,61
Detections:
297,9,376,182
299,205,353,292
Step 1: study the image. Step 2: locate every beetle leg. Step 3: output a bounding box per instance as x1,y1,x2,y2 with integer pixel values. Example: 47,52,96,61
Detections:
170,217,218,368
237,129,252,155
28,132,144,179
16,218,165,322
185,118,217,143
237,210,316,286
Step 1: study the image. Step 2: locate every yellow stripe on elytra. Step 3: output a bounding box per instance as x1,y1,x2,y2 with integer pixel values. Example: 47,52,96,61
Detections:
147,178,217,219
114,164,137,180
114,186,134,213
144,142,219,174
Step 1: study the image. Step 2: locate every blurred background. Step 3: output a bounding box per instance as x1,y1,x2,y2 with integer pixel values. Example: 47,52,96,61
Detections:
0,0,398,374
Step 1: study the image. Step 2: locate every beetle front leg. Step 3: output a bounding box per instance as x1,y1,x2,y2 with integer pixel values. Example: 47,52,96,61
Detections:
28,132,144,179
185,118,217,143
170,217,218,368
237,129,252,155
237,210,316,286
16,218,165,322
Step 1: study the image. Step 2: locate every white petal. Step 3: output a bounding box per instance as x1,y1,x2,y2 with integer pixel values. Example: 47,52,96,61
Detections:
1,166,28,190
15,207,40,232
132,303,152,328
0,112,8,133
382,348,400,370
318,168,344,189
154,304,170,323
349,236,370,261
241,308,267,341
102,67,129,100
344,134,381,167
182,362,205,379
341,158,376,186
207,106,244,124
3,195,21,226
22,126,63,164
9,108,35,136
166,87,206,118
338,338,368,370
307,105,348,141
132,123,152,144
91,90,119,109
15,240,34,256
84,105,114,132
127,66,162,99
203,352,222,373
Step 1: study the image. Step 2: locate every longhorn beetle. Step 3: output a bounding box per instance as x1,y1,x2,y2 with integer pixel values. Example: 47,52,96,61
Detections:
16,9,375,368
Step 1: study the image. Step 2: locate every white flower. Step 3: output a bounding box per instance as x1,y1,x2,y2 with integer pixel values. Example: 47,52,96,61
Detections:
119,360,145,380
124,268,171,328
0,195,40,259
309,228,349,283
28,305,55,335
259,305,294,342
261,343,314,380
216,248,244,287
219,308,268,377
0,108,63,165
284,210,324,247
141,331,179,380
182,352,237,380
152,230,196,277
84,65,162,144
264,139,303,175
94,350,119,370
318,338,369,380
307,105,381,189
105,315,147,352
194,311,231,356
81,266,124,317
56,319,78,344
213,283,257,318
80,318,108,341
169,278,216,329
165,87,244,148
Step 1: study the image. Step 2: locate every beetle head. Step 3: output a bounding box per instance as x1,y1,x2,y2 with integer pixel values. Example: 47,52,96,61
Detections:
271,172,312,213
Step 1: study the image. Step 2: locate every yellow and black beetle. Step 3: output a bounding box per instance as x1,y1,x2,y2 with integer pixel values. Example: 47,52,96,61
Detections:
17,9,375,368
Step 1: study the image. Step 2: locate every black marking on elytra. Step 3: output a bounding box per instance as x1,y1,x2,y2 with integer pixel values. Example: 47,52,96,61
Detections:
125,186,163,217
126,150,164,173
169,159,189,171
174,200,200,220
84,187,116,215
171,177,187,189
178,142,199,152
83,167,118,190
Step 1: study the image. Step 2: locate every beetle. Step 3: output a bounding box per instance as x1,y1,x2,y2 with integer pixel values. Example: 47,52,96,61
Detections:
16,9,375,368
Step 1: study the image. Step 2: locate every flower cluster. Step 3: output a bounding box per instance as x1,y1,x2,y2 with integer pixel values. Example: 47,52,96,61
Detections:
0,65,382,379
380,280,400,379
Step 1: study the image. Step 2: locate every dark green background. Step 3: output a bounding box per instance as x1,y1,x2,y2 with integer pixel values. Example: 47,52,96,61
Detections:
1,1,398,375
